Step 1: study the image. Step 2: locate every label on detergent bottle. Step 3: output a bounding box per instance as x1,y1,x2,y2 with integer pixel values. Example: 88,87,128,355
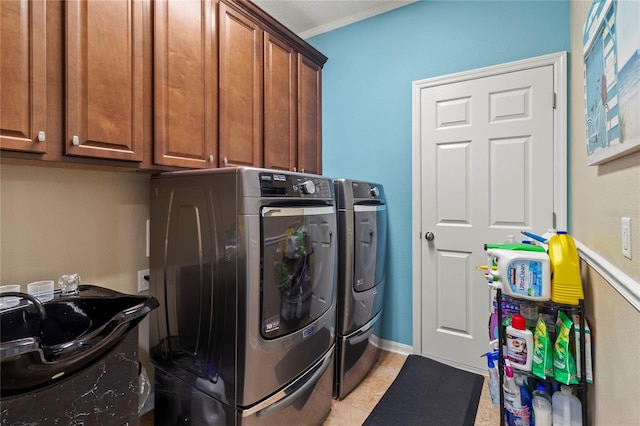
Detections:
508,402,533,426
506,332,528,366
506,260,543,298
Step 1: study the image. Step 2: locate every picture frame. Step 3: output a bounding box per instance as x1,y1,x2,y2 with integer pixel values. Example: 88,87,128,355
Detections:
583,0,640,165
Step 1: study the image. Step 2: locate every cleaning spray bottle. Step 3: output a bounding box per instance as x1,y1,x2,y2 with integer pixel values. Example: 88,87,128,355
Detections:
503,359,522,425
504,359,533,426
481,345,500,406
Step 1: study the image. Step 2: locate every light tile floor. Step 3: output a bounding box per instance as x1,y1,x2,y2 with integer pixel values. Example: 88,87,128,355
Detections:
140,350,500,425
324,351,500,426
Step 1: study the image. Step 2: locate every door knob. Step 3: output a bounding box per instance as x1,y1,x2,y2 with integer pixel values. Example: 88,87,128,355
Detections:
425,232,435,241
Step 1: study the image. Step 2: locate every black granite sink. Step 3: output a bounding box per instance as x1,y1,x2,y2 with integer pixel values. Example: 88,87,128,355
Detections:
0,285,159,397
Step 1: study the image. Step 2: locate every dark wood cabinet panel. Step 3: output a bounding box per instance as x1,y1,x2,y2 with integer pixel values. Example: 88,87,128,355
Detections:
2,0,326,172
0,0,47,153
65,0,150,161
218,2,263,168
297,54,322,175
223,0,326,174
154,0,217,168
263,33,296,172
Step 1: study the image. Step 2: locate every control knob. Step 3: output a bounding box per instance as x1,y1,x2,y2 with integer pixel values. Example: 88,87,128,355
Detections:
370,186,379,197
301,180,316,194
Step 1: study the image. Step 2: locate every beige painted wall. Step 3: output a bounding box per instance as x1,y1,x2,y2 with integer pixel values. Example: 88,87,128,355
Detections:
571,1,640,424
1,161,151,290
0,159,154,395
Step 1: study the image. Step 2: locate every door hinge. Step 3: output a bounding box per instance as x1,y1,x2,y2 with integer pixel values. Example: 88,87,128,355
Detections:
552,92,557,109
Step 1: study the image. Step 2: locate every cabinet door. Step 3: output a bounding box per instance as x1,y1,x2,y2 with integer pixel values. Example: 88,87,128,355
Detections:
263,33,296,172
218,2,262,168
0,0,47,153
297,54,322,175
155,0,217,168
66,0,149,161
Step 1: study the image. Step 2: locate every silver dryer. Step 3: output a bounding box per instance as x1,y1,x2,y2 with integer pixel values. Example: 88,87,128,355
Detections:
333,178,387,399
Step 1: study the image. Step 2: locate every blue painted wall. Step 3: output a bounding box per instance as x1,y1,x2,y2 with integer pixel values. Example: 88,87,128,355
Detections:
309,0,570,346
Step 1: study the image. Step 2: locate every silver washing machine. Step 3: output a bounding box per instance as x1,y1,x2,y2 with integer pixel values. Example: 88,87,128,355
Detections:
333,179,387,399
149,167,337,425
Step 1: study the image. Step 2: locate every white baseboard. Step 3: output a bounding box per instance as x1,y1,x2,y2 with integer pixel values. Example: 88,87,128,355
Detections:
575,239,640,312
376,338,413,356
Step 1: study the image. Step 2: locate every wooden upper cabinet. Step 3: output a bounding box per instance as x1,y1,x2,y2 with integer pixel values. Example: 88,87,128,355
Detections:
218,2,263,168
65,0,150,161
0,0,47,153
297,54,322,175
154,0,217,168
263,33,296,172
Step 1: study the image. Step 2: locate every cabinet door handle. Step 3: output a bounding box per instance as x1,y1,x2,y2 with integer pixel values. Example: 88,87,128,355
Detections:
72,135,80,146
223,157,228,166
37,131,45,142
209,155,214,163
293,167,297,172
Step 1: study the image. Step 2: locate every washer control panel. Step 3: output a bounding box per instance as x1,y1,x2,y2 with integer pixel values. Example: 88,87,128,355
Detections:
300,180,316,195
352,181,384,200
259,172,332,198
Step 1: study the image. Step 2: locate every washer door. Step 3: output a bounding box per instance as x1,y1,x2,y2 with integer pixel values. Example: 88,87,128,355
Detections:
353,204,387,292
261,205,336,340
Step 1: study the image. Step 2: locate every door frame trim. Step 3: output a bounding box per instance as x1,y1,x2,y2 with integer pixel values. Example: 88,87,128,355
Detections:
410,51,568,355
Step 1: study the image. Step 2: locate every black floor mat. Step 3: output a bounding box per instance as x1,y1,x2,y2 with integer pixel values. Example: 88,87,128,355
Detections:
363,355,484,426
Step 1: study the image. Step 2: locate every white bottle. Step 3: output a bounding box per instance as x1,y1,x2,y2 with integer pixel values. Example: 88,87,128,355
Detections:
532,383,552,426
552,385,582,426
487,248,551,301
506,314,534,372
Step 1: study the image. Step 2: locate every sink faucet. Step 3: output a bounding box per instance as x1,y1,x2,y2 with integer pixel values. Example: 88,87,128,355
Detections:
2,292,47,332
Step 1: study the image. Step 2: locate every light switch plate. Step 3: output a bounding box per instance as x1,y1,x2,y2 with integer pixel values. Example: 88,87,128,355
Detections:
622,217,631,259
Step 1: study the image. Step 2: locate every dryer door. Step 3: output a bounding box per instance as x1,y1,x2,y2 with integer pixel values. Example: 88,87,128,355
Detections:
353,203,387,292
261,205,336,340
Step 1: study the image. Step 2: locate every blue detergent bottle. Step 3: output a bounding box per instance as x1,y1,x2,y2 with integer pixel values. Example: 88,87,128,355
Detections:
511,373,533,426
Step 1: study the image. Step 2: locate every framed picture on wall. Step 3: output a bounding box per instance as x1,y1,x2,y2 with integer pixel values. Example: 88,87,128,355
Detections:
583,0,640,166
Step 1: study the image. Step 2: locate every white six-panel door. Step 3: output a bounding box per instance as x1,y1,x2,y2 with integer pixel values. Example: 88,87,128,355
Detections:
412,53,567,373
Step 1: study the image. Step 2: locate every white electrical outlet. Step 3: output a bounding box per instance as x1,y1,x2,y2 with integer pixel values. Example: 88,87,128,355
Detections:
622,217,631,259
138,269,150,292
